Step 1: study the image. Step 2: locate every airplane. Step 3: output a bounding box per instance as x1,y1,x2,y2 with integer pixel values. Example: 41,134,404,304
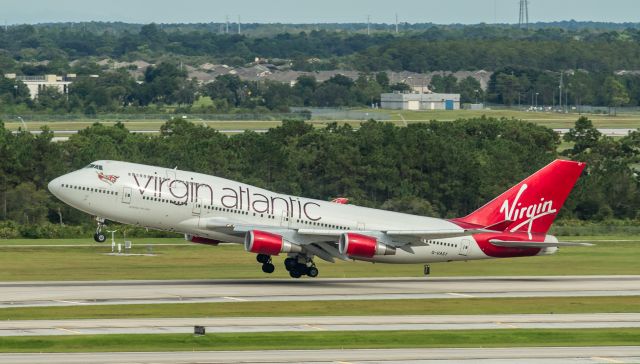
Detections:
48,159,592,278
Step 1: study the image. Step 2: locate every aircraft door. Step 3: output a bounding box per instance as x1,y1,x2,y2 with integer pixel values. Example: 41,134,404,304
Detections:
192,198,202,216
280,211,291,228
122,187,132,204
459,239,470,256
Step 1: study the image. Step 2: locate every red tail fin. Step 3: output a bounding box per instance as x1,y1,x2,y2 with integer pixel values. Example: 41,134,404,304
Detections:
454,159,585,235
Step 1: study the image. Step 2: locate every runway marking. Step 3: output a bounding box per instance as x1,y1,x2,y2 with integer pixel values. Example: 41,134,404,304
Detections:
303,324,327,331
591,357,625,363
55,327,82,335
496,321,520,329
447,292,475,298
52,300,85,305
223,296,248,302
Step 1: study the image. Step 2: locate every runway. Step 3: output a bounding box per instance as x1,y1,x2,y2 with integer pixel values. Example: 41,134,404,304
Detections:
0,347,639,364
0,275,638,308
0,313,639,336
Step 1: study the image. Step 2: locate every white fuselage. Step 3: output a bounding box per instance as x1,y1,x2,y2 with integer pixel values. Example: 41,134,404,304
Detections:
48,160,555,264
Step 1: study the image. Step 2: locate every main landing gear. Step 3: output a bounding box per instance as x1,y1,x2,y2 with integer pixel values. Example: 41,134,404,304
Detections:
93,217,107,243
255,254,319,278
256,254,319,278
256,254,275,274
284,256,318,278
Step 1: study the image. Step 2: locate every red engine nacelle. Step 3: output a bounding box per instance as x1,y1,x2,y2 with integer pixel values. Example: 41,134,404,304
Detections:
338,233,396,258
186,235,221,246
244,230,302,256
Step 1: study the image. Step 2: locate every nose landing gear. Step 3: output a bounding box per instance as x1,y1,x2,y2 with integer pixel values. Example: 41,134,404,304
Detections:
94,217,107,243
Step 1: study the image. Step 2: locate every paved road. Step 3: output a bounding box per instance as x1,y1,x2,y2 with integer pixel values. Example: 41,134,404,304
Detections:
0,276,638,308
0,347,639,364
0,313,638,336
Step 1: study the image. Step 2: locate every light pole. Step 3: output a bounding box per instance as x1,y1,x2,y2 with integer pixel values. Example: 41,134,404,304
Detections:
474,89,479,104
13,85,18,98
17,116,27,131
535,92,539,109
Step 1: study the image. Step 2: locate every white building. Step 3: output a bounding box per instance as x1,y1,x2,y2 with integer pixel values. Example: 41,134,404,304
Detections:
3,74,74,99
381,92,461,111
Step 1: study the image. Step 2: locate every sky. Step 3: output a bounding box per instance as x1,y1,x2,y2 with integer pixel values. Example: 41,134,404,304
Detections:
3,0,639,25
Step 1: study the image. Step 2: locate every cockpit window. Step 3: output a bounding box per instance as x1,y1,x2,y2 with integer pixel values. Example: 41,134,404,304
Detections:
84,163,104,171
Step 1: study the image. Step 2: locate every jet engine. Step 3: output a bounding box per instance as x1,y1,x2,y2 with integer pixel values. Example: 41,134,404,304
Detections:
244,230,302,256
339,233,396,258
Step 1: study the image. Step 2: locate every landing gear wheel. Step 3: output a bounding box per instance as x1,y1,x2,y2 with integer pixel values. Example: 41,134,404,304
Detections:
284,257,297,271
261,263,275,274
307,266,319,278
94,217,106,243
256,254,271,264
289,269,302,278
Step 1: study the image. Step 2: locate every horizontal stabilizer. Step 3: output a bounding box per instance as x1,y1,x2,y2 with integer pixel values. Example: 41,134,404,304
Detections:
489,239,595,248
484,220,515,232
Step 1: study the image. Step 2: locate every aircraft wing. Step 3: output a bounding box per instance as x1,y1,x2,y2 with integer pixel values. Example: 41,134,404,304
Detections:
489,239,595,248
201,217,498,247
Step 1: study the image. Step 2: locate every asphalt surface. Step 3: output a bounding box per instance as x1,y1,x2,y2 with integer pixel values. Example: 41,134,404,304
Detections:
1,275,638,308
0,347,639,364
0,313,638,336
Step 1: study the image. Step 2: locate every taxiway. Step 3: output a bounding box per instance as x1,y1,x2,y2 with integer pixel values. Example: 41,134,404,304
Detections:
0,275,638,308
0,347,639,364
0,313,638,336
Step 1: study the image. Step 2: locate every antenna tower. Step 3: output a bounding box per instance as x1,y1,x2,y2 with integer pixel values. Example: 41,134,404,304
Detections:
395,14,398,34
367,15,370,35
518,0,529,28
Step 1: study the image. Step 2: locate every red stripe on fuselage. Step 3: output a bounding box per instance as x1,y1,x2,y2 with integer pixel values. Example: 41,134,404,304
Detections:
472,232,543,258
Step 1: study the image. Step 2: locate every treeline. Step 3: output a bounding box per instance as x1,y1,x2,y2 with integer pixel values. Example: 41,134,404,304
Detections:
0,117,638,237
7,64,638,115
2,24,640,73
0,66,434,113
487,68,640,107
30,21,640,36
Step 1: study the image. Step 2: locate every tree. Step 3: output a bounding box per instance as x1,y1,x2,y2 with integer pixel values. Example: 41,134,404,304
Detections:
457,76,482,104
603,76,630,113
375,72,390,89
5,182,49,224
203,75,246,108
563,116,602,156
429,74,457,93
494,73,521,106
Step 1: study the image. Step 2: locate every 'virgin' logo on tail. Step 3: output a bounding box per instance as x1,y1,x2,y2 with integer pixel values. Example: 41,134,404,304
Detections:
499,184,556,239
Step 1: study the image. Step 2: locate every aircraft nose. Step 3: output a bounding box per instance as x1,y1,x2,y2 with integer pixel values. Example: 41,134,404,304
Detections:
48,177,63,197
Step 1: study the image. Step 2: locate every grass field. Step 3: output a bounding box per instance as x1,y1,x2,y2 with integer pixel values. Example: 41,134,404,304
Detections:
384,109,640,129
0,235,637,281
0,296,637,321
5,109,640,134
0,329,638,353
